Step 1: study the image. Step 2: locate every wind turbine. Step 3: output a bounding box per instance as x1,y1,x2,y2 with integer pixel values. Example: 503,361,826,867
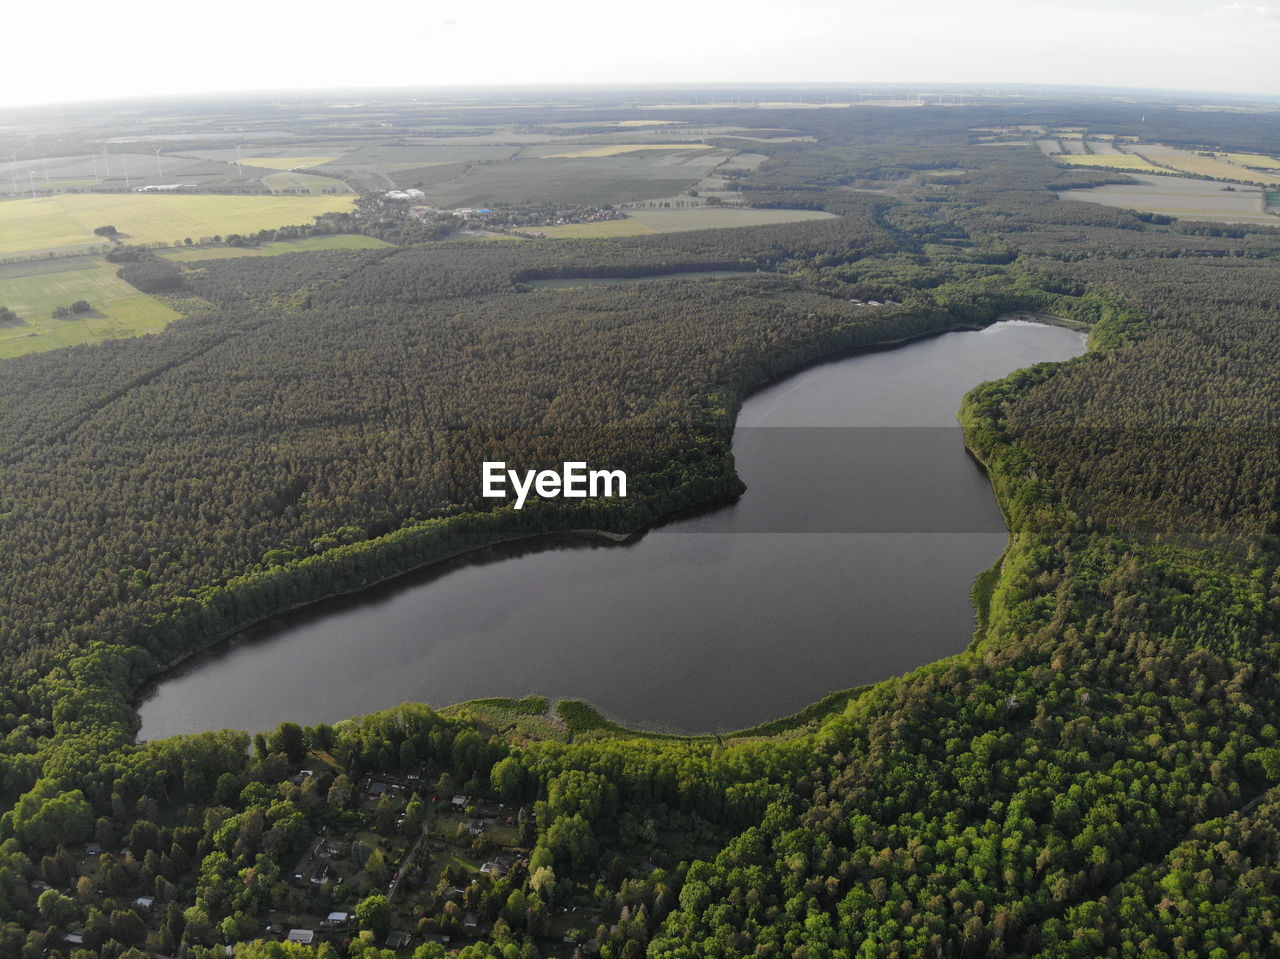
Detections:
154,148,163,176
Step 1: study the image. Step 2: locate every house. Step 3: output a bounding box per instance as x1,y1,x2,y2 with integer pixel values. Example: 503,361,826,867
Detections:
134,896,155,911
386,931,412,948
369,782,390,798
480,861,504,876
463,912,479,931
451,795,468,808
287,929,315,944
325,911,349,925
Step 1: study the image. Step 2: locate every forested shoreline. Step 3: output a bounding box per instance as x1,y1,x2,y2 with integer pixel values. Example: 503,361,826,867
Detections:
1,101,1279,957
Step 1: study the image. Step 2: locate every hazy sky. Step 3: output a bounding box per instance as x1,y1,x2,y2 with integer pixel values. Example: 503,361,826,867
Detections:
3,0,1277,108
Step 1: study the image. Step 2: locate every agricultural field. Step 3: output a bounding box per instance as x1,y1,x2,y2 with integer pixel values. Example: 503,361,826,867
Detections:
0,193,357,258
1,152,265,195
1035,139,1061,156
160,234,393,261
527,206,836,237
519,220,656,238
261,171,352,194
1220,152,1280,171
537,144,714,159
1059,137,1087,155
420,151,728,208
1084,139,1120,154
1054,154,1165,172
1123,144,1280,186
1058,173,1276,224
241,156,339,170
0,256,180,358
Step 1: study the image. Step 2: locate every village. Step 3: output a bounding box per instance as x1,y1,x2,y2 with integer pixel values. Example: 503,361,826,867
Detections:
251,768,604,956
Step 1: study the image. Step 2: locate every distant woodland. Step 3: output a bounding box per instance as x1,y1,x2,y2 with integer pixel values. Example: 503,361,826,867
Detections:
0,98,1278,958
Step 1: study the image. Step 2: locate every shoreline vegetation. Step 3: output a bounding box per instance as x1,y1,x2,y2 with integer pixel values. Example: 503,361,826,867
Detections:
131,308,1083,741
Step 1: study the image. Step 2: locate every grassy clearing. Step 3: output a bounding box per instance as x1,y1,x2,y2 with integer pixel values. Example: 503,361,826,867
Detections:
0,193,357,258
542,144,713,158
1055,154,1165,173
554,700,698,742
440,696,568,742
0,256,180,358
160,234,392,261
243,156,339,170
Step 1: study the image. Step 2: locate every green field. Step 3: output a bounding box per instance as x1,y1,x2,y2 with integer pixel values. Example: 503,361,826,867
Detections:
160,234,393,261
0,256,181,358
0,193,358,257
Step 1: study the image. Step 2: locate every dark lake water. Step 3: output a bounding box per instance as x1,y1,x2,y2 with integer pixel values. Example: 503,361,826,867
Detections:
137,318,1086,739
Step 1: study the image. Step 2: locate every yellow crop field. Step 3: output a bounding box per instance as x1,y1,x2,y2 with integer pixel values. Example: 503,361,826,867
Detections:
1129,146,1280,186
0,257,180,358
543,144,713,158
0,193,357,257
1055,155,1165,173
1219,153,1280,171
243,156,339,170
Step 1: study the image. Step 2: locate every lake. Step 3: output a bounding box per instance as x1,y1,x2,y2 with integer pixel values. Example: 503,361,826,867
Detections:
137,317,1086,739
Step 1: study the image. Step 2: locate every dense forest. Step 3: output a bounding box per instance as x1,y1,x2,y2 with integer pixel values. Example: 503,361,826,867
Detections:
0,99,1279,958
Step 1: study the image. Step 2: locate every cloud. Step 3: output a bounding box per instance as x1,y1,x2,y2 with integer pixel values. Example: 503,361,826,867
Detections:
1208,2,1280,24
